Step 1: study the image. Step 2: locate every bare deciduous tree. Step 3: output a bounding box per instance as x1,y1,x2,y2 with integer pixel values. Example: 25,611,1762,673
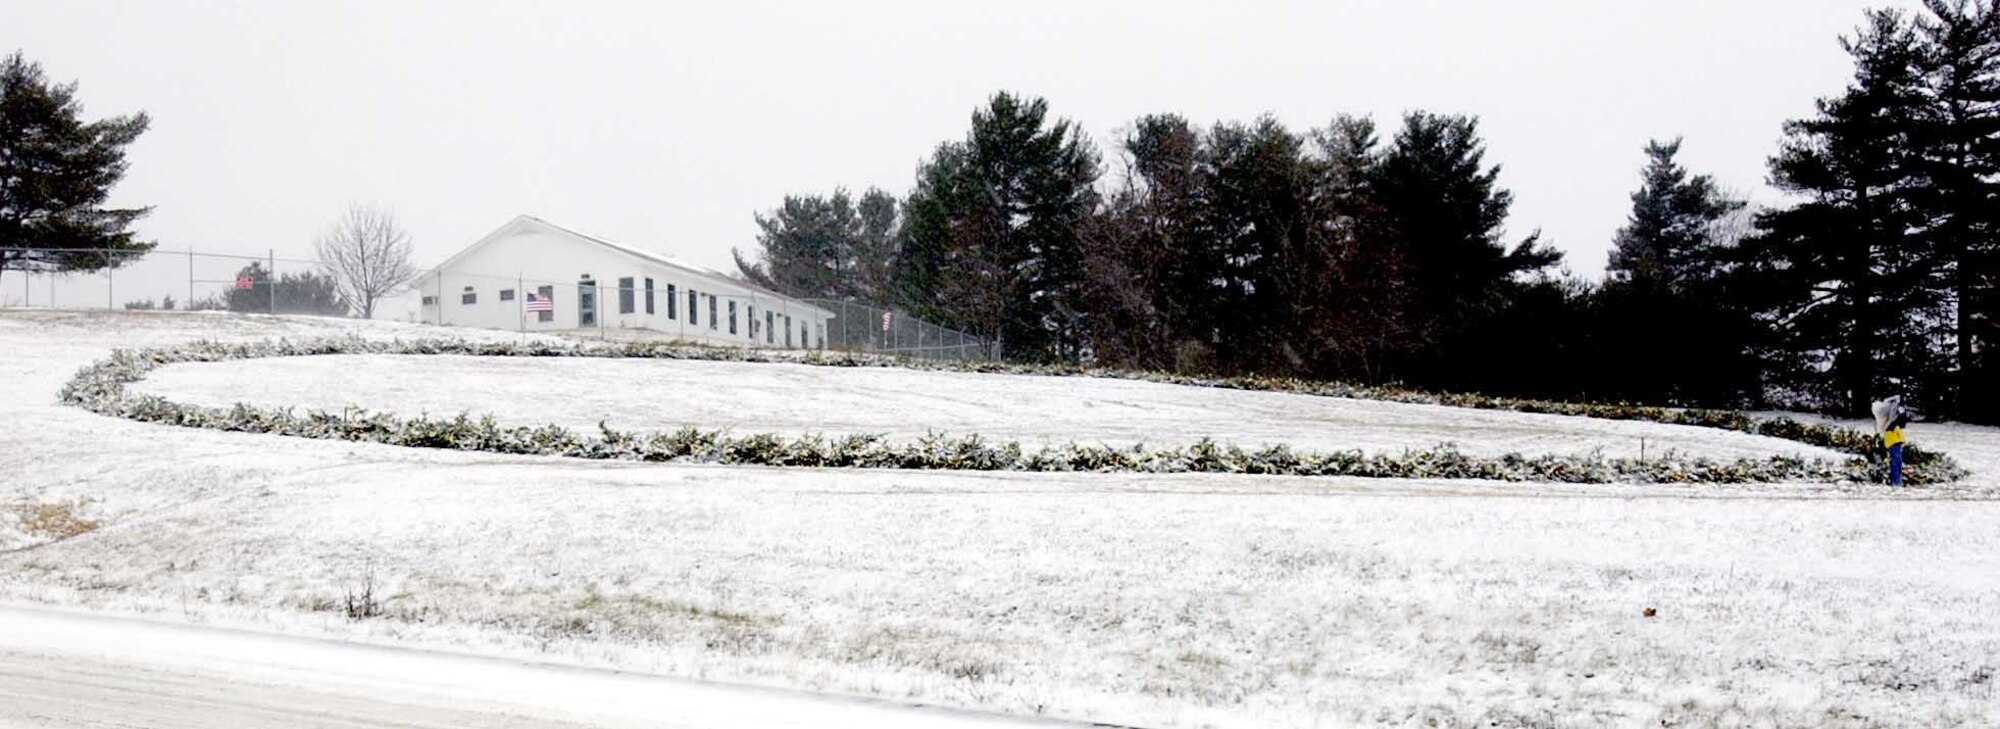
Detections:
315,204,417,318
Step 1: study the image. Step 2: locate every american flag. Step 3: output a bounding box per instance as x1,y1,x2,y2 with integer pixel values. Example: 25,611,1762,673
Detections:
523,292,553,312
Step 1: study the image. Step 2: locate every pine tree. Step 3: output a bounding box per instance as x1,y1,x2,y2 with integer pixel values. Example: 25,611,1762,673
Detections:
277,270,350,316
1741,9,1938,413
1597,139,1757,406
894,93,1100,362
1080,113,1418,380
853,188,900,305
1913,0,2000,422
1202,116,1319,372
0,51,153,279
225,262,271,314
223,263,347,316
1369,111,1560,388
1303,115,1415,382
1606,139,1746,289
735,188,898,303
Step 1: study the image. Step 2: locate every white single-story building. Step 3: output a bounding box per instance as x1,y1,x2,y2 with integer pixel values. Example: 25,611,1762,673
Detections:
419,215,833,348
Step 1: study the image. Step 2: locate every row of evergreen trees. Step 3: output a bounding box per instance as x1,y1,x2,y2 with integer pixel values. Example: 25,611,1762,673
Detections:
1740,2,2000,420
738,2,1999,424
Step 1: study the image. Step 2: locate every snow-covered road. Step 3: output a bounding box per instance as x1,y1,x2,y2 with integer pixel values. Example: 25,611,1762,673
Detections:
0,604,1082,729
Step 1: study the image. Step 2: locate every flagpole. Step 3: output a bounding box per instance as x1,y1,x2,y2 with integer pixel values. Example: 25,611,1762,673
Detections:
517,273,524,334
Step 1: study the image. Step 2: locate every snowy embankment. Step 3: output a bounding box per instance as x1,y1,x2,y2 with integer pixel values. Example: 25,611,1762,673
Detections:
4,310,2000,728
133,352,1842,462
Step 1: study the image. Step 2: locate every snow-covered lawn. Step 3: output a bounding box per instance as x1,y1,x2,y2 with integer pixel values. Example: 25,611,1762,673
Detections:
5,310,2000,728
133,353,1845,462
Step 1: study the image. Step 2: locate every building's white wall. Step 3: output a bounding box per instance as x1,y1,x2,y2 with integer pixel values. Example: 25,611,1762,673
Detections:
417,225,831,348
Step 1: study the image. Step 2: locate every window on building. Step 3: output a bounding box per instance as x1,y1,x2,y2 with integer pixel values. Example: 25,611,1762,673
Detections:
421,295,437,306
644,278,655,315
537,285,554,323
617,277,635,314
578,278,598,327
666,284,678,320
708,295,717,330
748,306,757,339
766,311,774,344
461,286,477,305
728,300,738,334
499,289,515,302
687,290,697,325
786,315,795,348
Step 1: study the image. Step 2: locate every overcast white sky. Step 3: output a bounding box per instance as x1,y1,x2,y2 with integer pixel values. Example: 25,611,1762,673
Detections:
2,0,1922,309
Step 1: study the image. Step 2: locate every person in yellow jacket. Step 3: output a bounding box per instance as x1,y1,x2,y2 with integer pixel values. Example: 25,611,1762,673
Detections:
1873,396,1909,487
1883,417,1908,486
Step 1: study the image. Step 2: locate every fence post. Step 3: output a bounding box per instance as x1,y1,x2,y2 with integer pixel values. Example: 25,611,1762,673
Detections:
105,248,113,310
517,274,524,333
187,247,194,309
267,249,276,315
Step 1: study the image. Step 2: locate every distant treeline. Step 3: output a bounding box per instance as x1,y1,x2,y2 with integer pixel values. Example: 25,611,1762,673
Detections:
737,3,2000,424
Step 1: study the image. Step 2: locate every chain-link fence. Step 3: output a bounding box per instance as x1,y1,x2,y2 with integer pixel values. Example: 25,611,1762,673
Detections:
804,298,995,362
0,246,329,315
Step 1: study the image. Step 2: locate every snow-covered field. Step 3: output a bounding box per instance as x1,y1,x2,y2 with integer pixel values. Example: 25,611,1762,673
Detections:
136,353,1846,461
5,309,2000,728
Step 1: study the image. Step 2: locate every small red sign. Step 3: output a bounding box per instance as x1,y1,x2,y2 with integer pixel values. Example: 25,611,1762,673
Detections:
234,275,254,290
